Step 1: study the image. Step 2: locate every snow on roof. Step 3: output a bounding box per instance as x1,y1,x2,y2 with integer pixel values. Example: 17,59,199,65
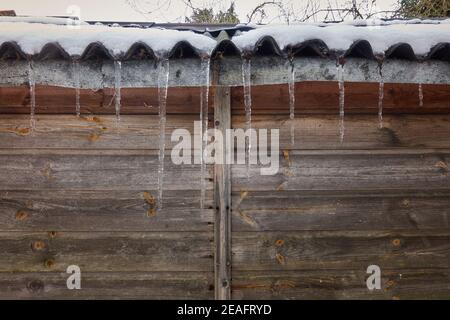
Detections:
1,18,450,61
232,20,450,58
0,21,217,59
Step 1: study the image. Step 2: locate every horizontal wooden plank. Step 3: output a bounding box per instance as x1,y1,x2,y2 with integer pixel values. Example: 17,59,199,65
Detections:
0,271,214,299
0,231,213,272
0,86,213,115
2,83,449,116
0,190,213,232
232,269,450,300
0,152,213,191
232,82,450,115
233,114,450,150
2,114,450,150
233,152,450,191
232,190,450,231
0,114,207,150
232,230,450,271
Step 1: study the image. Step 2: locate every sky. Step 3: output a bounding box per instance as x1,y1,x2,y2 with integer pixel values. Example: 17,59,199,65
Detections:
1,0,398,23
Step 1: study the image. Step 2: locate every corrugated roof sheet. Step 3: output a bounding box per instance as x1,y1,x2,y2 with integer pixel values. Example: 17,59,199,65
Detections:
0,17,449,62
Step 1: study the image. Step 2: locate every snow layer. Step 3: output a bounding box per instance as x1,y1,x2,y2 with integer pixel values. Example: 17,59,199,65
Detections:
0,22,217,57
232,22,450,56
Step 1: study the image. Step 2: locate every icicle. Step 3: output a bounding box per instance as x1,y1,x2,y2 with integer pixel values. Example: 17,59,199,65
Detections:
114,60,122,122
418,83,423,107
337,63,345,144
73,60,81,117
199,58,211,210
378,65,384,129
242,58,252,178
288,61,296,147
378,81,384,129
27,60,36,131
156,59,170,211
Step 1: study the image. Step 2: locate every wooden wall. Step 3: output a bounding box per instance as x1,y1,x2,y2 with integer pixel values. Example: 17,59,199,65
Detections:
0,86,215,299
0,81,450,299
230,82,450,300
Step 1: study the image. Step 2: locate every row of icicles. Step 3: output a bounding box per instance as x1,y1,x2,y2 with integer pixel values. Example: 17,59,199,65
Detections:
26,58,425,211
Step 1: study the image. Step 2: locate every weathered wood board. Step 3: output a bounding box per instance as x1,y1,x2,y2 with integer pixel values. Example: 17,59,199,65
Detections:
0,80,449,299
232,269,450,300
0,231,213,272
0,272,214,299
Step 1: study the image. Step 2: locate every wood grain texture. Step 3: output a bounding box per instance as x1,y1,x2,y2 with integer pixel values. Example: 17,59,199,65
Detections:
0,190,213,232
232,230,450,271
2,114,450,150
231,269,450,300
232,82,450,115
0,114,208,150
2,83,449,115
0,86,214,115
1,79,450,299
0,231,213,272
214,86,232,300
233,114,450,150
233,151,450,191
0,272,214,299
232,190,450,231
0,151,213,191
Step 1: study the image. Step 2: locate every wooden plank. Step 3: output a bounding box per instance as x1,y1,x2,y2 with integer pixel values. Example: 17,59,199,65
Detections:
3,114,450,150
232,230,450,271
0,271,214,299
232,152,450,191
231,82,450,115
0,190,213,232
232,190,450,231
2,83,449,115
232,269,450,300
1,151,448,192
0,151,213,191
0,86,213,115
214,86,232,300
0,231,213,272
0,114,205,150
233,114,450,150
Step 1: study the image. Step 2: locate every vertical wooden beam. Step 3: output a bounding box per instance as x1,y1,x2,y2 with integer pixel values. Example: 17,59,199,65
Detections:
214,85,232,300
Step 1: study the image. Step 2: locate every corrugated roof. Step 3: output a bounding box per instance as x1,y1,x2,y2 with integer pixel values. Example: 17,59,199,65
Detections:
0,17,449,62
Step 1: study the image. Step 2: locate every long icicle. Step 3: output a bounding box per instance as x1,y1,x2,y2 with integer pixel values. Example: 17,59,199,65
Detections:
200,57,211,210
156,59,170,211
114,60,122,123
242,58,252,178
418,83,424,107
378,64,384,129
73,60,81,117
337,62,345,144
28,60,36,131
288,60,296,147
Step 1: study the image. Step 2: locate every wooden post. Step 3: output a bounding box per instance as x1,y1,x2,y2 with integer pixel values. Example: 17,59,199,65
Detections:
214,85,232,300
